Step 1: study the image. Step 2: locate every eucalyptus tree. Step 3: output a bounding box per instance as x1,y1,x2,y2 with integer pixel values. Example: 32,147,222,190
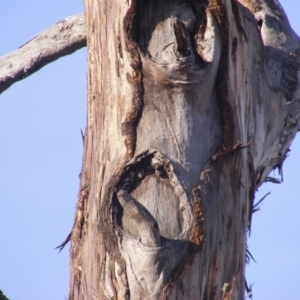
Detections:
1,0,299,299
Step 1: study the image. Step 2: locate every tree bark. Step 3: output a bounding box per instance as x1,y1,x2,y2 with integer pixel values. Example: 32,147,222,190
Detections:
69,0,300,299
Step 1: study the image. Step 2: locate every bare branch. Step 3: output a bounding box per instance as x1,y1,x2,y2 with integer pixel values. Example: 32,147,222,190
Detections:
0,13,86,94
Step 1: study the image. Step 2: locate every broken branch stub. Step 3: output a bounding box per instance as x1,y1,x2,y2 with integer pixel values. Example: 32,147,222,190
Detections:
114,149,193,298
117,190,161,247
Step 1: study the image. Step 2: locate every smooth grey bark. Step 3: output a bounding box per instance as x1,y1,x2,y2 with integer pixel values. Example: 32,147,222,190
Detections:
0,14,86,94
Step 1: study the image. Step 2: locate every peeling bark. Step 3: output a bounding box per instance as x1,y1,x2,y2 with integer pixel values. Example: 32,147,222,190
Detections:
0,14,86,94
69,0,300,299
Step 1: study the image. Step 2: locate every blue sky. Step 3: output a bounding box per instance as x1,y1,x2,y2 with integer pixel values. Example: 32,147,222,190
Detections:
0,1,299,299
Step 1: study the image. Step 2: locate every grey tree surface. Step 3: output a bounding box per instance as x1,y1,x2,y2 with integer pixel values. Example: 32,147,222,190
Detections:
0,14,86,94
1,0,299,299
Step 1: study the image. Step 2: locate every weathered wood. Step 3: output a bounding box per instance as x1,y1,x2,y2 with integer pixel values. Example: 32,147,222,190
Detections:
114,150,194,298
69,0,300,299
117,190,162,247
0,14,86,94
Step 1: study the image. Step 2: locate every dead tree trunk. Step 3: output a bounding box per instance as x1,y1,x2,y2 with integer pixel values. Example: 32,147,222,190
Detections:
69,0,300,299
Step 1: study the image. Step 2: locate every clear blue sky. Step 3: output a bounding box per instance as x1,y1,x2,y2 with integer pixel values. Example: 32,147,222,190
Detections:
0,1,299,299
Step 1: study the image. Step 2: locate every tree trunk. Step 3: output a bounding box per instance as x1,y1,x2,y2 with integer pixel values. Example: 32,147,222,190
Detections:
69,0,300,299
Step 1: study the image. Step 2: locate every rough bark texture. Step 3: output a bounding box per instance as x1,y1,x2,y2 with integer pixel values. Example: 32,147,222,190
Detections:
0,14,86,94
69,0,300,299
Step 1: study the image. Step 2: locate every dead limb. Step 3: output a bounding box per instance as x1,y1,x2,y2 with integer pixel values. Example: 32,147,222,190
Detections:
0,14,86,94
